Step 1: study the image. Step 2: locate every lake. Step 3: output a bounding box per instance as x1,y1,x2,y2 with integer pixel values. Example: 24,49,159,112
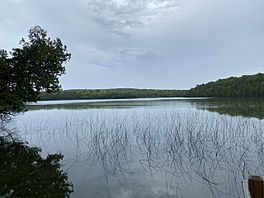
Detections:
7,98,264,197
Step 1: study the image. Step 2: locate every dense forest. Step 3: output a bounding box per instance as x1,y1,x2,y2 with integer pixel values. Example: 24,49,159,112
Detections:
189,73,264,97
39,73,264,100
40,88,188,100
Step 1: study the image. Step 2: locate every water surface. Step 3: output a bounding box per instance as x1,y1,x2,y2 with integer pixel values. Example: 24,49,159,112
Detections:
12,98,264,197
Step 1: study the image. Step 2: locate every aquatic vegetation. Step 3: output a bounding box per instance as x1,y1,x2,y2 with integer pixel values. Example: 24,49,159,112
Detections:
17,110,264,197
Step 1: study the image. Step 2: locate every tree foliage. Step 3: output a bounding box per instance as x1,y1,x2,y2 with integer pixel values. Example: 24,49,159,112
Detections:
0,26,71,116
189,73,264,97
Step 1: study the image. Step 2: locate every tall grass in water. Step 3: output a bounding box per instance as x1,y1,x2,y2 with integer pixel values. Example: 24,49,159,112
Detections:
18,111,264,197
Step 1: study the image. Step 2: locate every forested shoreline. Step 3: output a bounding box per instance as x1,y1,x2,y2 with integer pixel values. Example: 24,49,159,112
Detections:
39,88,188,100
39,73,264,100
189,73,264,97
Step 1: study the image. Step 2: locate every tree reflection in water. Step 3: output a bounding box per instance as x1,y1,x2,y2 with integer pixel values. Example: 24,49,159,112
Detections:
0,123,73,198
193,98,264,119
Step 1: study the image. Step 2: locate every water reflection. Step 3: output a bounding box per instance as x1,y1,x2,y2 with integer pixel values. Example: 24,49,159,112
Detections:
15,109,264,198
27,98,264,120
193,98,264,119
0,122,73,198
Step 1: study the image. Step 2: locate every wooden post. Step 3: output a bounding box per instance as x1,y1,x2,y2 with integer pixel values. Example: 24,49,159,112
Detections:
248,175,264,198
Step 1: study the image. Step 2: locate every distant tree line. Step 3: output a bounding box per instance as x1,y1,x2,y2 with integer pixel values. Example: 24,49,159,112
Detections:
40,88,188,100
188,73,264,97
40,73,264,100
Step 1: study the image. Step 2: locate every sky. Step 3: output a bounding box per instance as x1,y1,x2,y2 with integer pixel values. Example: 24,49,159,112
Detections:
1,0,264,89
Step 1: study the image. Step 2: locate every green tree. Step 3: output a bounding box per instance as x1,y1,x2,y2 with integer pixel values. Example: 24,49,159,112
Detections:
189,73,264,98
0,26,71,117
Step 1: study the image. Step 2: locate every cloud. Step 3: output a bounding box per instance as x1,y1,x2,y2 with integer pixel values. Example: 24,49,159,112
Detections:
76,46,161,68
86,0,180,35
1,0,264,89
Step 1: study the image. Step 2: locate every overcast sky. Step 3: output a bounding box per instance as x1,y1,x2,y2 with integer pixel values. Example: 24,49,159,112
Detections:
1,0,264,89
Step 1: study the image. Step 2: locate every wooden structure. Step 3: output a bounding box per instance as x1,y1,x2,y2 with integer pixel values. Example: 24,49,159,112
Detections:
243,176,264,198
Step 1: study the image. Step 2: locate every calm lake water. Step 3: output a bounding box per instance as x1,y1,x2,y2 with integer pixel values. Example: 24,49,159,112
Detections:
11,98,264,197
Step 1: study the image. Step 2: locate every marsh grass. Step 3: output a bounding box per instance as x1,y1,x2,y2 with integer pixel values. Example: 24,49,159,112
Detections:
16,111,264,197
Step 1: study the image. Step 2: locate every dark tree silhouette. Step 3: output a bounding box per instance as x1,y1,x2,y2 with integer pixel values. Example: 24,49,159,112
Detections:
0,26,71,117
0,136,73,198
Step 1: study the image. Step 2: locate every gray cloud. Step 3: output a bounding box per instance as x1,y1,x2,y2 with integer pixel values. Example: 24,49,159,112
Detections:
86,0,179,32
0,0,264,89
